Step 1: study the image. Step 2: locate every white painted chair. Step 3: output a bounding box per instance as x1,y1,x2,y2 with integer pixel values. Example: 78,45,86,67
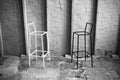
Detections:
27,22,50,68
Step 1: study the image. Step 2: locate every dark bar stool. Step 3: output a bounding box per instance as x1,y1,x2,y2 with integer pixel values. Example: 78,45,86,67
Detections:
71,22,94,69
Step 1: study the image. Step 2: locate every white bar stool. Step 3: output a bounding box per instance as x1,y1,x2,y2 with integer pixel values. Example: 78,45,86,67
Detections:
27,22,50,68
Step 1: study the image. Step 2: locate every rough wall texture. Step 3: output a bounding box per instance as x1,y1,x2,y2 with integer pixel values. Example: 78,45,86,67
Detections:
47,0,71,56
95,0,120,56
26,0,47,55
1,0,120,56
72,0,94,52
0,0,25,56
26,0,46,31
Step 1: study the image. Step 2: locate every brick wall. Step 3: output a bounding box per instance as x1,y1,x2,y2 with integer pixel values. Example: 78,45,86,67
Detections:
25,0,47,54
95,0,120,56
26,0,46,31
71,0,94,52
47,0,71,56
1,0,120,56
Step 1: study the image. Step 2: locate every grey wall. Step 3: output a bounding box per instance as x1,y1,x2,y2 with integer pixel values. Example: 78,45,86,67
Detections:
26,0,46,30
0,0,120,56
0,0,25,56
47,0,71,56
71,0,94,54
95,0,120,56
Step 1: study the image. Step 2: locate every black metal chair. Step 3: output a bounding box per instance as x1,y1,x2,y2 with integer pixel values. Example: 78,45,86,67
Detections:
71,22,94,69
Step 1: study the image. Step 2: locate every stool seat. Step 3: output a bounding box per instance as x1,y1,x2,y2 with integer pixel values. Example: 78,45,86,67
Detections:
30,31,47,35
74,31,90,35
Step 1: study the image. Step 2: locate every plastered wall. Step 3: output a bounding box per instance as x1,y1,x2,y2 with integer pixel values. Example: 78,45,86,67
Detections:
0,0,25,56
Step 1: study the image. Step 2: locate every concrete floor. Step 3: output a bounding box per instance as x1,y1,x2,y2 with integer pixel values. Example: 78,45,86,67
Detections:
0,55,120,80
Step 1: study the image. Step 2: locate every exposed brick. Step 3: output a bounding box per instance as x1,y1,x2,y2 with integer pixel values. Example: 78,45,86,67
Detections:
47,0,69,56
95,0,120,55
1,0,120,56
71,0,93,52
26,0,46,31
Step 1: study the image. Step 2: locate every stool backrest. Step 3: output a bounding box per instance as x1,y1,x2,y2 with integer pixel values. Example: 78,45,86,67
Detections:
27,22,36,33
85,22,94,33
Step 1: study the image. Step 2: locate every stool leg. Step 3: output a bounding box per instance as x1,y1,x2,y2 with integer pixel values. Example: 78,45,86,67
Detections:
71,33,74,63
90,35,93,67
41,35,45,68
43,56,45,68
77,35,79,69
35,34,37,60
28,34,31,67
29,56,31,67
48,51,51,61
47,33,51,61
41,35,44,56
84,34,86,61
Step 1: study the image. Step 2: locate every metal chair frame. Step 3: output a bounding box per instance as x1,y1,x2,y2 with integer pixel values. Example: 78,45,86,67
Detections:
71,22,94,68
27,22,50,68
